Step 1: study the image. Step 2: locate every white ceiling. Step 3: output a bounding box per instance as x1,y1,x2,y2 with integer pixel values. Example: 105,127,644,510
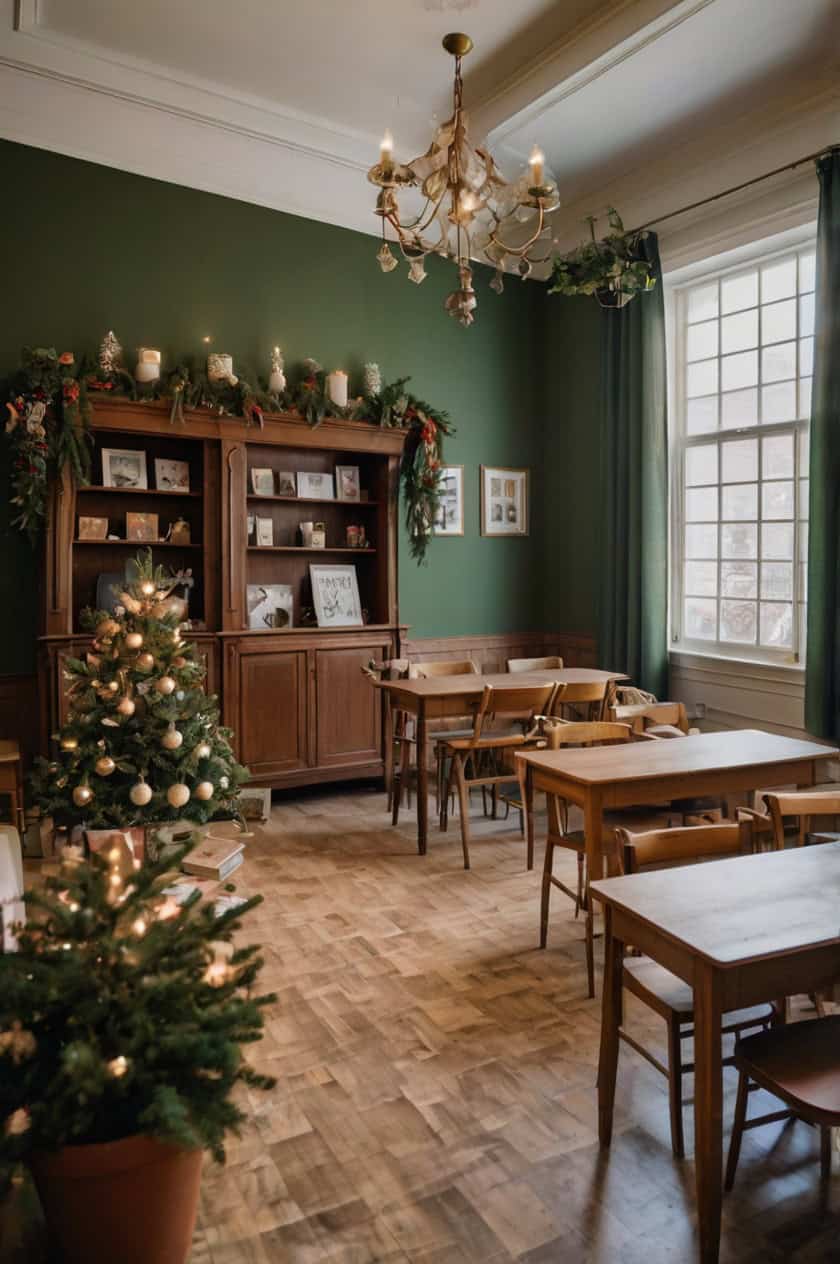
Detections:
1,0,838,256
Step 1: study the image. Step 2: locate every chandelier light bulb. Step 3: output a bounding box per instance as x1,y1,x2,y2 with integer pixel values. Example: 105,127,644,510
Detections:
380,128,394,166
529,145,545,187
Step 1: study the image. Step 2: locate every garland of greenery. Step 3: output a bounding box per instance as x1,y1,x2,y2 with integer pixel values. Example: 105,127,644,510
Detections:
3,344,453,563
549,208,656,308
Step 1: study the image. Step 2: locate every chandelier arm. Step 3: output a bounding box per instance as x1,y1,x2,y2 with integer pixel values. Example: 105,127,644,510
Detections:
485,204,547,258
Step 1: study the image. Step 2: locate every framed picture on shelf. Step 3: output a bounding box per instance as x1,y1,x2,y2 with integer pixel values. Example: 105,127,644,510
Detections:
246,583,294,630
126,512,159,542
297,471,334,500
102,448,147,489
480,465,529,537
78,516,109,541
154,458,190,492
250,468,275,496
276,471,296,497
238,787,271,821
433,465,464,536
336,465,361,502
310,564,363,628
255,517,274,547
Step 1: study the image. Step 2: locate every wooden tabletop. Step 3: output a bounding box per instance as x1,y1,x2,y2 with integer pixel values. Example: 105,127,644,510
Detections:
517,729,828,786
592,840,840,967
374,667,627,698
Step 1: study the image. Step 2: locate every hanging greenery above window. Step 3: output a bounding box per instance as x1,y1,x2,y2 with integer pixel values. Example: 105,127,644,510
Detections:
549,208,656,308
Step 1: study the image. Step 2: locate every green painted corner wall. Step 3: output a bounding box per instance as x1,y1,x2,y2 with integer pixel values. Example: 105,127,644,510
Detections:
0,139,547,674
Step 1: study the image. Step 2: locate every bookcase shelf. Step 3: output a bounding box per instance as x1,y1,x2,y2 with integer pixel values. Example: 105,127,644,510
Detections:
246,493,380,507
74,539,204,549
247,546,376,555
78,485,202,498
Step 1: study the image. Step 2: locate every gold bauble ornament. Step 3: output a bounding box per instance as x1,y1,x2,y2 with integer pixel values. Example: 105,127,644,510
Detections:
60,736,79,752
125,632,143,651
155,676,176,695
72,783,93,807
166,783,190,808
195,742,211,760
194,781,214,800
129,777,152,806
173,656,187,668
95,755,116,776
161,723,183,750
96,618,120,640
116,697,136,717
136,652,155,671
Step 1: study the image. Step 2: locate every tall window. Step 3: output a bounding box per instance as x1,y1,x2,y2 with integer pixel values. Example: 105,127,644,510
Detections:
670,240,815,663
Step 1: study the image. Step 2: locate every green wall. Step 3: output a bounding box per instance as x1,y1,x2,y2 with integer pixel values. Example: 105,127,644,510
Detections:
0,139,547,674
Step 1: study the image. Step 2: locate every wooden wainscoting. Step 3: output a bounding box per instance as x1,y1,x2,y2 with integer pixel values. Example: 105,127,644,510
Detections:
0,674,40,767
400,630,598,672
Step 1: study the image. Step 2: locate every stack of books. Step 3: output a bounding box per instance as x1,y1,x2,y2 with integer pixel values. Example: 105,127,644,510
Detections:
182,834,245,882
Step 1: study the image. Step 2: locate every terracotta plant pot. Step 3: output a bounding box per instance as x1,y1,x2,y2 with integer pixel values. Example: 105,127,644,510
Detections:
29,1134,202,1264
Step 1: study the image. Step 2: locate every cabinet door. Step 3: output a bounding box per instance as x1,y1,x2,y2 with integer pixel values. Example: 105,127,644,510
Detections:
236,650,308,777
315,644,387,768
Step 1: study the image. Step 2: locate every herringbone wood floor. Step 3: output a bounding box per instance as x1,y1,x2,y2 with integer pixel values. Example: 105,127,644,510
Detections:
7,784,840,1261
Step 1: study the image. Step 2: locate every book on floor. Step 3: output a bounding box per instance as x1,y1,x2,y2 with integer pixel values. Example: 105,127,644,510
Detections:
182,835,245,879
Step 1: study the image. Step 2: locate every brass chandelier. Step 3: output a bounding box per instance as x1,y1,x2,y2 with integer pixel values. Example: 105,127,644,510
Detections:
367,33,560,326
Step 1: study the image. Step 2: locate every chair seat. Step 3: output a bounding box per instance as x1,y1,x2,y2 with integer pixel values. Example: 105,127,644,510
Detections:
646,724,688,739
736,1015,840,1121
625,957,773,1028
444,729,535,752
429,727,475,742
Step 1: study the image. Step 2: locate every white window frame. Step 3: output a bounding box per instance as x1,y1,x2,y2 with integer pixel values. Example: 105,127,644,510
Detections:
666,227,816,669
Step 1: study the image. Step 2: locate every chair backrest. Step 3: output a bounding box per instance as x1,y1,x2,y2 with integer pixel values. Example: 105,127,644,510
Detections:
618,821,749,875
506,655,564,673
467,683,560,743
551,678,609,721
544,720,632,749
762,790,840,849
410,659,478,679
610,701,689,734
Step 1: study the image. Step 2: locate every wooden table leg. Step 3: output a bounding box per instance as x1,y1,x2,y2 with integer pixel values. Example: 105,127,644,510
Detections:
597,905,623,1147
523,760,535,870
383,700,394,804
416,702,428,856
583,788,603,999
694,960,724,1264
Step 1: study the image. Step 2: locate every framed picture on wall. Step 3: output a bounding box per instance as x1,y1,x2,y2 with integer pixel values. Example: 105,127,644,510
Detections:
310,564,363,628
433,465,464,536
480,466,529,537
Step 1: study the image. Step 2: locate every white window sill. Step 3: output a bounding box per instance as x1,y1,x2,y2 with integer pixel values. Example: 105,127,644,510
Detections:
669,647,805,684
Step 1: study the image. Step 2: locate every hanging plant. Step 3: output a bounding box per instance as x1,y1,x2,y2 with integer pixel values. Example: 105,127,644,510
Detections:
3,347,92,542
549,208,656,308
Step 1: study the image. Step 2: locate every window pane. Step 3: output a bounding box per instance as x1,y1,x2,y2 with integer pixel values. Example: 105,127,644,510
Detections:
721,350,758,391
761,257,796,302
761,381,796,423
799,561,808,602
686,523,718,557
800,337,814,377
761,522,793,560
721,388,758,429
799,292,815,337
685,444,718,485
720,600,756,643
686,486,718,521
799,603,808,659
762,341,796,383
761,481,794,520
721,438,758,482
684,598,717,639
799,251,816,292
799,521,808,556
721,561,757,598
759,602,793,647
760,561,793,600
721,523,757,558
799,428,810,470
688,282,719,322
762,433,793,478
800,478,809,513
721,270,757,314
687,319,719,361
687,395,718,434
799,376,812,419
721,483,757,520
685,560,718,596
721,309,758,353
761,298,796,344
687,359,719,398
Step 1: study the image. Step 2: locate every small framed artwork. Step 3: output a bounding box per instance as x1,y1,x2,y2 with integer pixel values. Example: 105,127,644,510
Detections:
247,583,293,630
276,471,297,497
310,564,363,628
102,448,147,489
78,516,108,540
433,465,464,536
336,465,361,502
480,466,529,537
255,517,274,547
297,471,334,500
154,458,190,492
250,468,275,496
126,512,159,542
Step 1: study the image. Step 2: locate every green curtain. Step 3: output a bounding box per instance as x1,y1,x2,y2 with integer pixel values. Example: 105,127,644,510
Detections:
598,233,668,697
805,149,840,738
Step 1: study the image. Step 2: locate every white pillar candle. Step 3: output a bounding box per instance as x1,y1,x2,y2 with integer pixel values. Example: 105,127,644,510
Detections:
326,371,348,409
135,348,161,383
268,346,286,394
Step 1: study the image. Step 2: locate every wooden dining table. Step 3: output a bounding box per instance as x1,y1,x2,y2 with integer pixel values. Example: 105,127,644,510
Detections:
591,839,840,1264
517,730,828,996
373,668,627,855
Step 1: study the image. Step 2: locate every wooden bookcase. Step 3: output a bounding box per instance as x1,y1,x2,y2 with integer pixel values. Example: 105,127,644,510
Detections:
39,399,406,789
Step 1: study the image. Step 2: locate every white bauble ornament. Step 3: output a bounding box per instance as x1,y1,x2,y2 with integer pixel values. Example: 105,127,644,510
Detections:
117,697,136,717
196,742,211,760
72,784,93,807
95,755,116,776
166,783,190,808
194,781,214,801
106,681,119,693
161,723,183,751
129,778,152,806
155,676,176,696
219,776,229,790
125,632,143,651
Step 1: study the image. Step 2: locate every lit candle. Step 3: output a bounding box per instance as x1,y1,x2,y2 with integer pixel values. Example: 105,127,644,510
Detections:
326,370,349,409
380,129,394,168
134,348,161,383
529,145,545,188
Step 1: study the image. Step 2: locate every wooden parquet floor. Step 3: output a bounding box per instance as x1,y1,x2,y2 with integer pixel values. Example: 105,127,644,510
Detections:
7,784,840,1261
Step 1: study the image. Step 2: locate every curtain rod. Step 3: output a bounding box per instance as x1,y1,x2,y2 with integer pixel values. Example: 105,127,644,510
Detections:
632,145,838,235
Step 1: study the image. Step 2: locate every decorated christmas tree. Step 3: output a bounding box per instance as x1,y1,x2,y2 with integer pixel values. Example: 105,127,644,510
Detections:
32,551,248,829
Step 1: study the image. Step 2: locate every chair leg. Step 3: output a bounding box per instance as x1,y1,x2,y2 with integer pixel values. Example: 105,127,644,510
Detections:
540,841,554,948
392,737,411,826
724,1070,750,1191
453,754,471,870
441,754,456,832
585,903,595,999
820,1126,832,1182
575,852,584,919
667,1020,686,1159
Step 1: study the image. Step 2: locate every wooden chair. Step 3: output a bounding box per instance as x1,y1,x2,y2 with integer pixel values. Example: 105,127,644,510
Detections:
554,679,609,722
0,740,25,834
725,1015,840,1190
610,701,696,739
409,660,480,822
617,823,775,1159
506,655,564,673
439,682,560,870
762,790,840,850
362,658,412,816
